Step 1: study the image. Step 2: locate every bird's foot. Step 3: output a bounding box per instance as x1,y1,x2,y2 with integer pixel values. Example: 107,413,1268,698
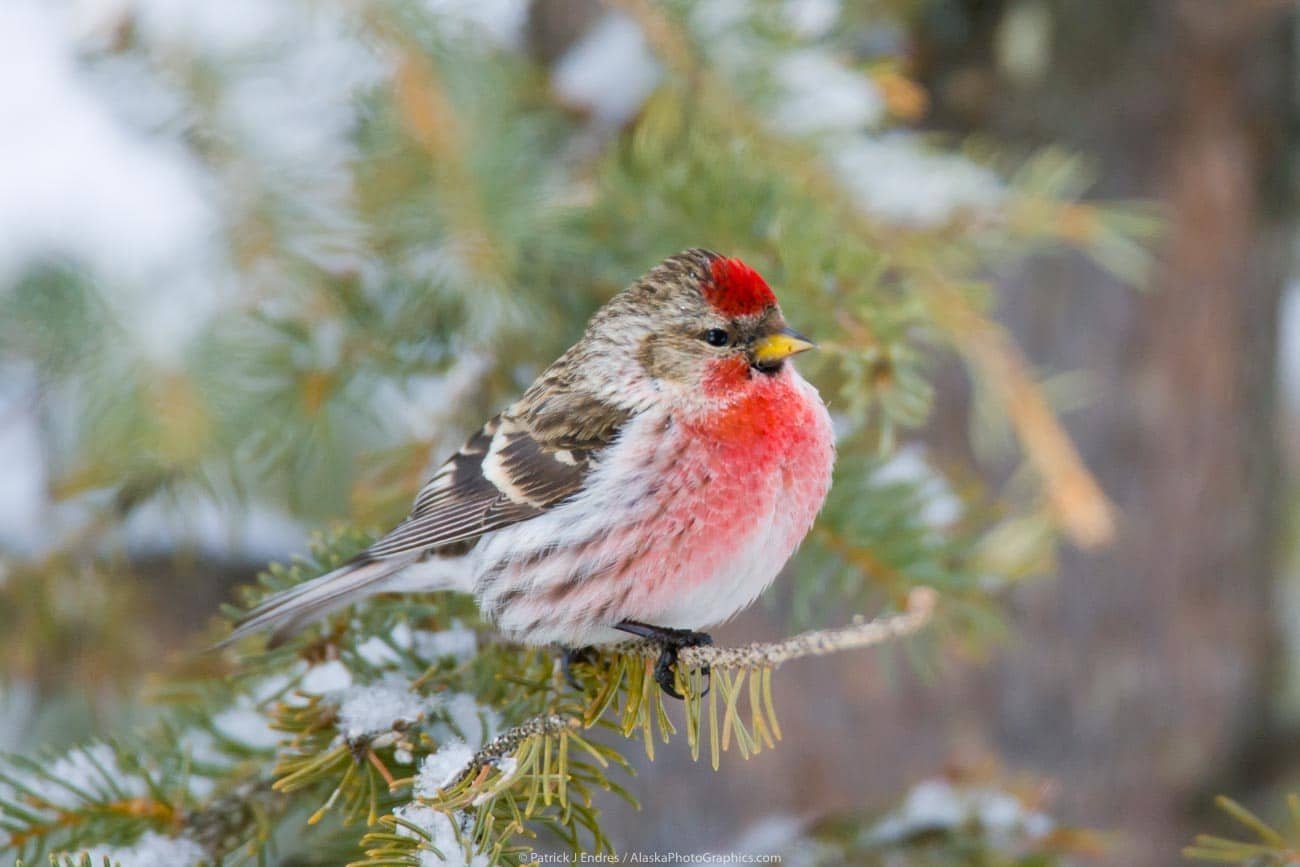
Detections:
614,621,713,700
560,646,597,691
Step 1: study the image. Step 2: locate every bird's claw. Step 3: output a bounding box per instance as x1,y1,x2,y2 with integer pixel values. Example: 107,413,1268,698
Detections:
648,630,714,699
614,621,713,699
653,646,683,699
560,646,597,691
653,631,713,699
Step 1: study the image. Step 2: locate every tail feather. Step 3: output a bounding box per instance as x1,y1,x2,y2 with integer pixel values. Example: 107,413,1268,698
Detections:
218,556,411,649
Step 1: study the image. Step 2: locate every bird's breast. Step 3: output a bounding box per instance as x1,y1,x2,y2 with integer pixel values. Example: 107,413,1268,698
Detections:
475,368,834,644
635,368,834,625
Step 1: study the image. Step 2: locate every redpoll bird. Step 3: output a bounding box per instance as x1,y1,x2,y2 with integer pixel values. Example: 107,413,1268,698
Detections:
227,249,835,696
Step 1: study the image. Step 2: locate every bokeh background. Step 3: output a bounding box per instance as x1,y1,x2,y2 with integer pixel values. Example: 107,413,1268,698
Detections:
0,1,1297,865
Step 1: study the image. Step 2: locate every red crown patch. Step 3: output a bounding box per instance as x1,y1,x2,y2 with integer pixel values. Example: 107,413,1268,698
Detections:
705,257,777,317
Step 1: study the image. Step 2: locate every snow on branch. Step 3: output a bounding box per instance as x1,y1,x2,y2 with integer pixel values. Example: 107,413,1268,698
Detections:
464,714,576,771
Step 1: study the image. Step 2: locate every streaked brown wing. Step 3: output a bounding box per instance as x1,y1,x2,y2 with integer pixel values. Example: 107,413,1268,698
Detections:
364,403,625,559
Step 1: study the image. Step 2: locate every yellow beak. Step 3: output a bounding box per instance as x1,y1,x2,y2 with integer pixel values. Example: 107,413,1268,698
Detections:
752,326,817,365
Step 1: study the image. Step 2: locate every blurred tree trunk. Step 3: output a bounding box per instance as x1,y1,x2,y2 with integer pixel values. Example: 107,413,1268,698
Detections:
921,0,1294,859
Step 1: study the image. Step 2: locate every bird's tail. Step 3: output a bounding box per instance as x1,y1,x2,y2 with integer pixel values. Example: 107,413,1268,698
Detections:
219,555,413,649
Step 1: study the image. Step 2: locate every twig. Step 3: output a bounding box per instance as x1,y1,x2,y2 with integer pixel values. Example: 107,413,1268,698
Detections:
464,714,577,770
615,586,938,669
443,591,936,786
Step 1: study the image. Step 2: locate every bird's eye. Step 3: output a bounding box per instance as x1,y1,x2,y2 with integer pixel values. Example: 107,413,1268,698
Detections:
702,329,730,347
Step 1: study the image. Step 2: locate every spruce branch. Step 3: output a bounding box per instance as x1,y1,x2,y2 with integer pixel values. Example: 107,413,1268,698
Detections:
614,586,937,670
1184,793,1300,863
367,8,512,286
438,589,938,791
460,715,577,776
347,592,943,867
917,279,1116,549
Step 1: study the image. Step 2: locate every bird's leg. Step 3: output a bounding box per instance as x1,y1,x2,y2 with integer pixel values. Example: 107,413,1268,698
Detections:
614,621,713,699
559,646,597,691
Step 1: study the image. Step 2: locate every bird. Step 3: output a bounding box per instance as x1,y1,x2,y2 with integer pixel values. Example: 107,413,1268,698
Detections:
225,248,835,697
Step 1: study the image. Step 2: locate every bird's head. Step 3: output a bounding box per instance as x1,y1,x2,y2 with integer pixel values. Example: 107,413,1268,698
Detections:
583,249,815,410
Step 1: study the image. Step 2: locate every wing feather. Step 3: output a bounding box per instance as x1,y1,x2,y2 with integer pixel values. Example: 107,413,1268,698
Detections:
363,401,627,560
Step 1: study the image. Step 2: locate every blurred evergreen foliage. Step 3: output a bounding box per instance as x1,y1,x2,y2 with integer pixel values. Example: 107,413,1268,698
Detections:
1184,795,1300,865
0,0,1159,863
